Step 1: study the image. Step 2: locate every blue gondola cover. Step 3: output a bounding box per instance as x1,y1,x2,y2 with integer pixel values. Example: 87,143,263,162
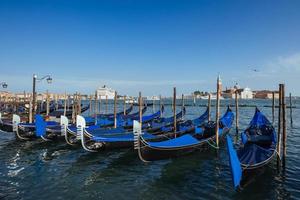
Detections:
226,135,242,188
35,115,46,136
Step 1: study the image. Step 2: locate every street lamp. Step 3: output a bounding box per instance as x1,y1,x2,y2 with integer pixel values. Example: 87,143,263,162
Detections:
0,82,8,88
32,74,52,116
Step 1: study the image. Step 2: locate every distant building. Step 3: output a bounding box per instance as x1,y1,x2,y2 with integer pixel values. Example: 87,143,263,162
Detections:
254,90,279,99
236,87,253,99
96,85,116,99
222,83,253,99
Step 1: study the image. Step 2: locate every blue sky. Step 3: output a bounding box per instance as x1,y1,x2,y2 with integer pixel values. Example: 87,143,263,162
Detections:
0,0,300,96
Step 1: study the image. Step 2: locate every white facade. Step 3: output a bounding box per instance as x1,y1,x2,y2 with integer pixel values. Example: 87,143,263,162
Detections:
231,87,253,99
146,96,160,101
96,85,116,99
241,87,253,99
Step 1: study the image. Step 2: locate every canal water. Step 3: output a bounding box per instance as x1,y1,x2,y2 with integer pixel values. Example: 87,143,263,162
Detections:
0,99,299,199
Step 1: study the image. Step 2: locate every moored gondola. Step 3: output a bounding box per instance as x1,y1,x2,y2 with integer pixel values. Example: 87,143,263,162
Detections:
226,108,277,189
134,106,234,162
76,108,208,152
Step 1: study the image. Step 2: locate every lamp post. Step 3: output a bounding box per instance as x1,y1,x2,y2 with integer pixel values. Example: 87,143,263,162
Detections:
32,74,52,117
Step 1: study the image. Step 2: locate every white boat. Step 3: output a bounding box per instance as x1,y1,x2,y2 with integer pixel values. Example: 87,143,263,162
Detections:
97,85,116,99
200,94,224,100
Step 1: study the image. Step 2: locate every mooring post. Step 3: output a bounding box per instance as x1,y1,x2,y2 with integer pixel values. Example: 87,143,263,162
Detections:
46,90,50,115
282,84,287,166
63,92,67,116
66,95,69,111
193,94,196,106
29,95,33,123
94,91,98,117
79,93,82,115
235,90,239,134
277,84,282,164
139,92,143,124
71,94,75,124
215,75,221,148
289,92,293,125
123,95,126,115
151,98,154,113
173,87,177,137
105,95,108,114
181,94,184,120
38,95,42,114
55,94,58,110
99,95,102,114
74,92,78,117
89,95,92,116
114,91,117,128
160,95,163,117
208,93,211,121
272,92,275,124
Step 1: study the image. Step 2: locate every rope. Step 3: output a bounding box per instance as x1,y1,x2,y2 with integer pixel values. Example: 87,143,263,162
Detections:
206,139,219,149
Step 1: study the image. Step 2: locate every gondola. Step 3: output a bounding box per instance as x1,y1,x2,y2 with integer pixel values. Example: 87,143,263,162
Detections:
94,104,133,119
76,108,208,152
48,104,90,118
62,109,165,146
32,106,161,143
11,114,60,140
226,108,277,189
0,104,89,132
134,106,234,162
43,105,150,142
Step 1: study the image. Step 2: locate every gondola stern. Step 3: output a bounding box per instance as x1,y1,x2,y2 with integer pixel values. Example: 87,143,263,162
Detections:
226,135,242,189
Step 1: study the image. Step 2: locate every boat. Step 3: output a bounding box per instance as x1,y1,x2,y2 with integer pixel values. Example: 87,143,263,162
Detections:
62,108,165,147
75,108,208,152
48,104,90,118
226,108,277,189
12,114,60,140
134,106,234,162
0,104,89,132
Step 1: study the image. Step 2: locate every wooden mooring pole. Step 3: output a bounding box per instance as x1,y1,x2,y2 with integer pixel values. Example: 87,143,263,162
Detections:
99,95,102,114
94,91,98,117
159,95,162,117
71,93,76,123
78,93,82,115
63,92,67,116
152,98,155,113
173,87,177,137
289,93,293,125
46,90,50,116
181,94,184,120
282,84,287,166
114,91,117,128
193,94,196,106
29,95,33,123
215,75,221,148
277,84,282,164
89,95,92,116
272,92,275,124
123,95,126,115
139,92,143,124
105,95,108,114
208,93,211,121
235,90,239,134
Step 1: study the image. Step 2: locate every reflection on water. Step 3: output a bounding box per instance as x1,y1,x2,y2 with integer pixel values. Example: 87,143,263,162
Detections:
0,99,299,199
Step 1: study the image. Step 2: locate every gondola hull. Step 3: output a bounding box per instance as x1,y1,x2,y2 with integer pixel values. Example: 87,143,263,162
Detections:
139,129,229,161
